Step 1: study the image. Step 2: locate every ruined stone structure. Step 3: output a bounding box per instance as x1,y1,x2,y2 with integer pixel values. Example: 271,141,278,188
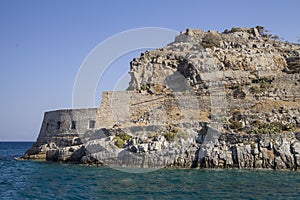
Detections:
22,27,300,170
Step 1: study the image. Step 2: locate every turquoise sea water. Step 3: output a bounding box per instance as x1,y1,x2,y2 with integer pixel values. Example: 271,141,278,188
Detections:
0,142,299,199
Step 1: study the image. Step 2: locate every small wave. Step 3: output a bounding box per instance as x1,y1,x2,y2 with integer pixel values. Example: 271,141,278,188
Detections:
0,155,22,161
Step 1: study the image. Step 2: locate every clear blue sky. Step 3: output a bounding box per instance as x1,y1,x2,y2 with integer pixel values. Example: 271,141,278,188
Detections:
0,0,299,141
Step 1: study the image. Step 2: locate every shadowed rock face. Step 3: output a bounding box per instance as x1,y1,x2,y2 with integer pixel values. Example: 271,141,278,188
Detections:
22,27,300,170
285,57,300,73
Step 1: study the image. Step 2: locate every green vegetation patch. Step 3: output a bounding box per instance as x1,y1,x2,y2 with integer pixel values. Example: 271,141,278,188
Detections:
228,110,243,130
249,85,262,94
251,76,273,84
115,137,125,148
163,126,188,142
141,84,147,91
249,121,295,134
114,132,132,148
118,132,131,141
163,131,177,142
250,77,273,94
233,86,246,99
229,121,243,130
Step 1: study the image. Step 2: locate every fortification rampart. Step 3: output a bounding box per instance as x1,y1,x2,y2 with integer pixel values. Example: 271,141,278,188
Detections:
36,108,99,143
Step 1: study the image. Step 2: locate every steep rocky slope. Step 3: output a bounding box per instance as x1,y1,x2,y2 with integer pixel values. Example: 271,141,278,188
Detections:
22,27,300,170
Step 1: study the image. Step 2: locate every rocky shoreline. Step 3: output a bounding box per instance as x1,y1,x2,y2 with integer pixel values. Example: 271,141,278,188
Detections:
21,124,300,171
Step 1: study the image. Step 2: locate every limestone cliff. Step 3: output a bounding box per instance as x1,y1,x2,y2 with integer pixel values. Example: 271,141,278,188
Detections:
22,27,300,170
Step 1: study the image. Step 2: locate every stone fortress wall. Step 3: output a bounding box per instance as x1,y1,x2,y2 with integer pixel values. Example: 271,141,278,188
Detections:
41,108,98,133
35,108,99,146
43,109,98,132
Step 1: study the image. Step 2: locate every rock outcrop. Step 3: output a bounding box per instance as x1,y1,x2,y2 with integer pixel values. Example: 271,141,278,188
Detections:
22,27,300,170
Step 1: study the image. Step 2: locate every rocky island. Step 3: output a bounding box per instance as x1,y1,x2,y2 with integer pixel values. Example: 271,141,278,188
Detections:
22,27,300,170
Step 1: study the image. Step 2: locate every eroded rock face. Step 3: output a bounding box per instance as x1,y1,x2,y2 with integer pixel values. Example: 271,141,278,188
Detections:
22,27,300,170
197,132,300,170
128,27,293,92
